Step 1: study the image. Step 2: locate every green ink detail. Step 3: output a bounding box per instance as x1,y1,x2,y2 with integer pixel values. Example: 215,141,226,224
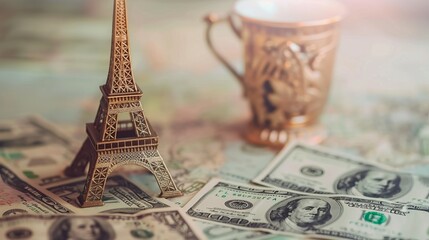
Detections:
363,211,387,225
130,229,154,239
0,151,24,160
23,171,39,179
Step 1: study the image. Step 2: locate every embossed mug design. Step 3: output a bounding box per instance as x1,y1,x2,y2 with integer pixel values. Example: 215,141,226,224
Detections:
205,0,345,147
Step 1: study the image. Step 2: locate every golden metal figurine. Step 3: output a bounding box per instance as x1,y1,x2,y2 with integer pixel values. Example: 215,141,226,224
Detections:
65,0,182,207
204,0,344,148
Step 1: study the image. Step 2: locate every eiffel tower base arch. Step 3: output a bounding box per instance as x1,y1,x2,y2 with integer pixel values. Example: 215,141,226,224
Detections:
65,138,182,208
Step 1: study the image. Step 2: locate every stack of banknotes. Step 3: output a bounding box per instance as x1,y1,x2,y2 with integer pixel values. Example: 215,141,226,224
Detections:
0,117,428,240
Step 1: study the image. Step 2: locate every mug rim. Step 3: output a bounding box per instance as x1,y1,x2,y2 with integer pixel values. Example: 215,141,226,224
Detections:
233,0,346,27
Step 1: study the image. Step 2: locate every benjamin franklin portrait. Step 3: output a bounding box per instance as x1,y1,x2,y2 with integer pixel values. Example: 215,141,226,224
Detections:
335,168,412,199
49,216,115,240
268,197,336,233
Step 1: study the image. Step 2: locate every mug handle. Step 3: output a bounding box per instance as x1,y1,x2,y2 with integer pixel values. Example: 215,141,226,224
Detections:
204,13,245,92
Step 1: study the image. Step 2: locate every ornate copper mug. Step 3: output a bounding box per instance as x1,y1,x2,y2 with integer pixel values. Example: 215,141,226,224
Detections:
205,0,345,148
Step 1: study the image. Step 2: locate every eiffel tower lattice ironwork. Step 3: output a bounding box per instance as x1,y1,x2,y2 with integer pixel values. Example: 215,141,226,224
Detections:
64,0,182,207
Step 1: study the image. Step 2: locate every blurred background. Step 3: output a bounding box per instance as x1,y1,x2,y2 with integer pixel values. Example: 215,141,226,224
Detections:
1,0,429,168
0,0,246,124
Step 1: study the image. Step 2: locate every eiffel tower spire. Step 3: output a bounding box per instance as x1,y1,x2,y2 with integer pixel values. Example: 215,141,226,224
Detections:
93,0,150,142
105,0,139,95
64,0,182,208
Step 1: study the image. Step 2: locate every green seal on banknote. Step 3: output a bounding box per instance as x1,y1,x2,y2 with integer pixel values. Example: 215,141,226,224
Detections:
22,171,38,179
130,229,154,238
363,211,387,225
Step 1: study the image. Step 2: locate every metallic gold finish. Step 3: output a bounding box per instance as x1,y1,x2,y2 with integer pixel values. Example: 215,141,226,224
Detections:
65,0,182,208
205,8,341,148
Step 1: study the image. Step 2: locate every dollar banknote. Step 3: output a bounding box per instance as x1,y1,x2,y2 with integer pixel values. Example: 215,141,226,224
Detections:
0,208,206,240
253,143,429,206
219,142,276,183
184,179,429,239
0,160,173,216
128,140,275,207
0,163,73,216
195,220,281,240
46,174,172,215
0,117,78,186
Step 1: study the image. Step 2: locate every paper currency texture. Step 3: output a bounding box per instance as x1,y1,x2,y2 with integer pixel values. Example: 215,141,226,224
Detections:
0,208,205,240
0,163,73,216
253,143,429,206
184,179,429,239
0,117,77,186
47,175,172,215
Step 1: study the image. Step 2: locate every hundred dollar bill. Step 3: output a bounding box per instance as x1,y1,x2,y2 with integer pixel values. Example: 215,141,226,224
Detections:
0,116,78,186
195,220,282,240
184,179,429,239
46,174,172,215
0,163,73,216
253,143,429,206
0,208,206,240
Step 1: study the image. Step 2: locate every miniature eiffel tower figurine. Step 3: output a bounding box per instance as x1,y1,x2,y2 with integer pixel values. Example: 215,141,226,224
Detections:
64,0,182,207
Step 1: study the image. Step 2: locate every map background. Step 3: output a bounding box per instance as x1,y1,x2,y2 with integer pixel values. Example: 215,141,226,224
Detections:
1,0,429,170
